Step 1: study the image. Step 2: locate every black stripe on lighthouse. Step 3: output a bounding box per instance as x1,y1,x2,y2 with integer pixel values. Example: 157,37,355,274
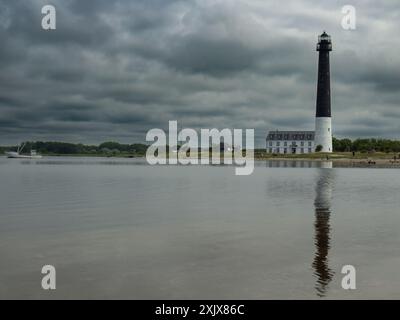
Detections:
316,31,332,118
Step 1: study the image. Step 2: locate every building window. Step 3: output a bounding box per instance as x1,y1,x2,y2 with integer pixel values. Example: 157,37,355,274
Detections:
308,141,312,147
269,141,272,146
277,142,280,146
301,148,304,154
284,148,287,154
269,148,273,153
308,148,312,153
300,141,304,147
328,128,330,132
284,141,287,146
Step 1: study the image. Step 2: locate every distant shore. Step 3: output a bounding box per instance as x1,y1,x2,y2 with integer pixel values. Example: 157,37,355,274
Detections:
2,151,400,168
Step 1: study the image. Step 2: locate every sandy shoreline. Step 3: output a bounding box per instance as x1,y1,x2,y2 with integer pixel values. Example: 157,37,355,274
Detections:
255,157,400,168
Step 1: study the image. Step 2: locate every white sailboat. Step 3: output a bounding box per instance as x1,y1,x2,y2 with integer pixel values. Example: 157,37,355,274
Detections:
5,143,42,159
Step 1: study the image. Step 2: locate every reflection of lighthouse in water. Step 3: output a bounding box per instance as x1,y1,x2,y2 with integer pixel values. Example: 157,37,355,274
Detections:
312,165,334,297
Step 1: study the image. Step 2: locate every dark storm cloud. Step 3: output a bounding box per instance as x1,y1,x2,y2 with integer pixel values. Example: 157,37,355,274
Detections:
0,0,399,145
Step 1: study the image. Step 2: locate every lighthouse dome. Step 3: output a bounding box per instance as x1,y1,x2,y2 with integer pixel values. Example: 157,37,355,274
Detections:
319,31,331,42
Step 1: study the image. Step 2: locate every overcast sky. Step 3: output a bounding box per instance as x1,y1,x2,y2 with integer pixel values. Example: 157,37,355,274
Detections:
0,0,399,146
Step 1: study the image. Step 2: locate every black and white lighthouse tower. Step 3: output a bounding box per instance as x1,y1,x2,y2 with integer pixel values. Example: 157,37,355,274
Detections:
314,31,333,153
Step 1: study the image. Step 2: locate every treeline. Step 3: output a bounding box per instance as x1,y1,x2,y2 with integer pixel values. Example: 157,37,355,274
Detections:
333,138,400,153
0,141,149,155
2,138,400,155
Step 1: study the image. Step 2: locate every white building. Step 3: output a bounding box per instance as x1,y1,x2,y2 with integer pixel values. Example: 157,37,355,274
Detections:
266,130,315,154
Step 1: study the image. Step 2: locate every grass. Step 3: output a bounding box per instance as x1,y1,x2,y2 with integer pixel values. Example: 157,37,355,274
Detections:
254,151,400,160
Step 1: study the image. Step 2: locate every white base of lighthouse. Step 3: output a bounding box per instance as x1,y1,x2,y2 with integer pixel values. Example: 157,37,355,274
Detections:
314,117,332,153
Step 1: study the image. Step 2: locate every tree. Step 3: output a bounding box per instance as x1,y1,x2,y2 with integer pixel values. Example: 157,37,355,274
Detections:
315,145,323,152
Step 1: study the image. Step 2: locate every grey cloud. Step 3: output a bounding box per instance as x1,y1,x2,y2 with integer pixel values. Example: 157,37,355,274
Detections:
0,0,399,146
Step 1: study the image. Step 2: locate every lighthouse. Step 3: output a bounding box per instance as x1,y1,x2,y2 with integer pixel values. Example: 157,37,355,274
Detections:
314,31,333,153
265,32,335,155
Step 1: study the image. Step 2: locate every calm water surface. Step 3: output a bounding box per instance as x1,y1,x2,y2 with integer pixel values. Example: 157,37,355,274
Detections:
0,157,399,299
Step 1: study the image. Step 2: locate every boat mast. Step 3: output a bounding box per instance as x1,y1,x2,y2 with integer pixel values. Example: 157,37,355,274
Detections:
17,142,26,154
